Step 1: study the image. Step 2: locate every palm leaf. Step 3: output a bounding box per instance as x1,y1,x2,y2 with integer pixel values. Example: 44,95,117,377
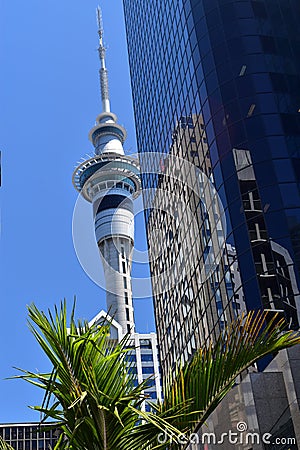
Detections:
158,310,300,448
0,437,14,450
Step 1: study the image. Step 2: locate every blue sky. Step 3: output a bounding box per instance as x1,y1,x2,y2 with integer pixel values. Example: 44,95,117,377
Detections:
0,0,155,422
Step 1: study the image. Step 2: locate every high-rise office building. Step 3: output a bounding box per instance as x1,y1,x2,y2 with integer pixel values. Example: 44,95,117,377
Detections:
123,0,300,445
124,0,300,368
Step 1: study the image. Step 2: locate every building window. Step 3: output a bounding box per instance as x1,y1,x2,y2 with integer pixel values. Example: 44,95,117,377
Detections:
180,116,194,129
124,292,129,305
260,35,277,54
145,378,156,387
141,354,154,362
148,391,157,399
126,353,137,362
140,339,151,348
142,366,155,374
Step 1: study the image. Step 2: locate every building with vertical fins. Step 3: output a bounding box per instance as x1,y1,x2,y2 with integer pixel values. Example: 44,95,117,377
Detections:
123,0,300,445
72,7,162,407
0,423,60,449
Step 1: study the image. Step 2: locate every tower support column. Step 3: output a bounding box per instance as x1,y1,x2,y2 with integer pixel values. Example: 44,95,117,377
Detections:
99,237,135,334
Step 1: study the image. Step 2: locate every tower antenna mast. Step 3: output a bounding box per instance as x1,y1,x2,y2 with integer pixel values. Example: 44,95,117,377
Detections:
96,6,110,113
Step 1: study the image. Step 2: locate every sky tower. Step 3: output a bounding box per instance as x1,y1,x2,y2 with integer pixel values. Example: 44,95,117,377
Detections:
72,6,141,335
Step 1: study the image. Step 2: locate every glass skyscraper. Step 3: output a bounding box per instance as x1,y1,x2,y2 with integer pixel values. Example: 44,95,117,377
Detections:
123,0,300,444
123,0,300,373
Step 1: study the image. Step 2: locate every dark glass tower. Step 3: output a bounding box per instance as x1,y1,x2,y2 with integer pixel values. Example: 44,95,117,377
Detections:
123,0,300,379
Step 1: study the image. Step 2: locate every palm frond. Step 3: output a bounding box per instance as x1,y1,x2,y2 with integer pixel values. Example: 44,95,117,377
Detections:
0,437,14,450
162,311,300,437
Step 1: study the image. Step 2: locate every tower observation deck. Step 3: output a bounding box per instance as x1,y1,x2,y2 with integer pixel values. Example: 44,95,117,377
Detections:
72,7,141,334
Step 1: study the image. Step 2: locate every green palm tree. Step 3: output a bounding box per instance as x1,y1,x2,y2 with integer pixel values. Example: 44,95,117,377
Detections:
14,302,180,450
13,302,300,450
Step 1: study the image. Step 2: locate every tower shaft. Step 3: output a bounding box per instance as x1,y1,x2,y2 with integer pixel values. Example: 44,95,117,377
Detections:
99,238,134,333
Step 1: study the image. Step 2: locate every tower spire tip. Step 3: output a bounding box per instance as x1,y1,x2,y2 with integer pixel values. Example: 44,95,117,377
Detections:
96,6,103,38
96,5,110,113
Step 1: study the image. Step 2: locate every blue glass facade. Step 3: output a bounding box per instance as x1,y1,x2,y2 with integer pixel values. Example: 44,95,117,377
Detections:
188,0,300,320
123,0,300,375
